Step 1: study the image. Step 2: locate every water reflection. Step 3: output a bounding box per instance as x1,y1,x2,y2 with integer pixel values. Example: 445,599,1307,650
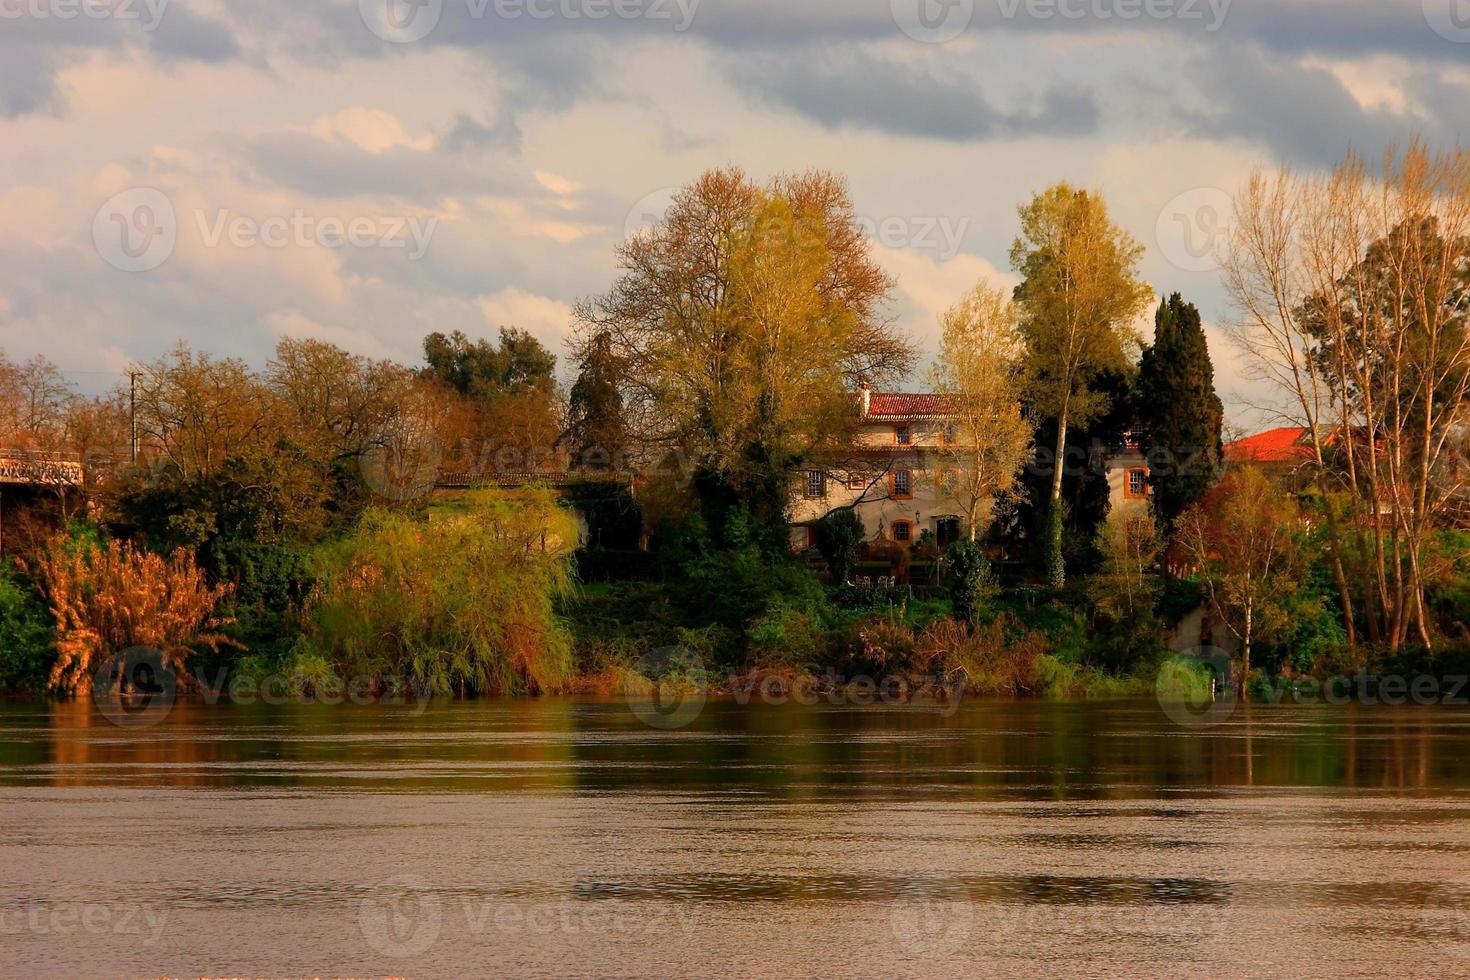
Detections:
1,699,1469,977
0,698,1466,796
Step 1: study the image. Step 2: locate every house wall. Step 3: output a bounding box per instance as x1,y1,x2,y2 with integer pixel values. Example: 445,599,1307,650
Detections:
788,416,1151,549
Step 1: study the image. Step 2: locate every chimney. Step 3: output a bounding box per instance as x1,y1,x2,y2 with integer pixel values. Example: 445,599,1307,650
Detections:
859,381,871,419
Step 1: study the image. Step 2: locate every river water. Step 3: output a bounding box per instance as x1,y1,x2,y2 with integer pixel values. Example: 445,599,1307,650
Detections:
2,698,1469,978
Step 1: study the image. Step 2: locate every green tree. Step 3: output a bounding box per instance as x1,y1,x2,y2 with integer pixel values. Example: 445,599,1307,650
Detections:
574,167,913,548
566,330,628,471
422,328,556,401
814,508,865,584
1175,467,1312,695
1135,294,1224,531
927,282,1032,542
1011,184,1153,589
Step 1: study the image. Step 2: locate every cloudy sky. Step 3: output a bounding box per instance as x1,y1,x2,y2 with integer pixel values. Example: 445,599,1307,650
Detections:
3,0,1469,425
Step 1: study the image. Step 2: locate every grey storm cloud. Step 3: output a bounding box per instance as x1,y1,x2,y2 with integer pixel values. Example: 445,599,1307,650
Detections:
726,48,1099,141
233,130,532,200
1179,42,1452,168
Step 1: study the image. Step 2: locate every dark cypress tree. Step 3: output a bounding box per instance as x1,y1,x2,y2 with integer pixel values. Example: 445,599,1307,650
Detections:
1135,294,1224,531
566,330,628,471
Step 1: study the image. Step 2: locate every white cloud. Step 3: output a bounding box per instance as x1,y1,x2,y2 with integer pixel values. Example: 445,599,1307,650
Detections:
477,287,575,354
308,107,435,154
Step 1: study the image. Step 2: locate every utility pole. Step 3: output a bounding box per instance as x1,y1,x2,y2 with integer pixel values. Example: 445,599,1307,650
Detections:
130,371,138,463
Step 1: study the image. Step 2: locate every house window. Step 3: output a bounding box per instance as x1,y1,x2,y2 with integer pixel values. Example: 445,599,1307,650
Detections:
849,472,866,491
892,520,913,544
895,425,912,447
805,470,825,499
1126,467,1149,499
943,423,958,445
939,468,960,495
892,468,914,499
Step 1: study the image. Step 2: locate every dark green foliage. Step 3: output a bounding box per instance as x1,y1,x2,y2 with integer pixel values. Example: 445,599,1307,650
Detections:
945,538,995,625
813,509,865,584
1004,369,1133,581
1135,294,1224,531
0,561,56,692
563,483,642,551
566,331,628,470
422,327,556,401
573,549,661,583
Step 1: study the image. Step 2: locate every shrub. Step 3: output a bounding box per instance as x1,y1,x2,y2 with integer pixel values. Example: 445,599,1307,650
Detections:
813,509,865,584
295,490,577,696
945,538,996,625
28,533,235,693
0,561,56,692
919,615,1053,695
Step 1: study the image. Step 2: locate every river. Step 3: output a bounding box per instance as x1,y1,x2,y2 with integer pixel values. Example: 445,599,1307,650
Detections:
2,698,1468,978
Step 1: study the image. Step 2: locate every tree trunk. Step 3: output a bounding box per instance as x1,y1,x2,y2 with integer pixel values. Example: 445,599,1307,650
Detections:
1047,408,1068,590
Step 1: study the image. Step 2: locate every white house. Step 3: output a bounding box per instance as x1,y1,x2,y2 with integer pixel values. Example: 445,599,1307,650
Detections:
788,387,1148,551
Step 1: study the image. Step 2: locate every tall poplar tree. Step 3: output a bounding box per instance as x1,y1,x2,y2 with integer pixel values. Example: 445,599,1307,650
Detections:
1011,184,1152,589
1135,294,1224,531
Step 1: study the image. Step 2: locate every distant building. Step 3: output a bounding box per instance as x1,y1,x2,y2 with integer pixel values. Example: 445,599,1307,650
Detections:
788,387,1147,551
1224,426,1316,467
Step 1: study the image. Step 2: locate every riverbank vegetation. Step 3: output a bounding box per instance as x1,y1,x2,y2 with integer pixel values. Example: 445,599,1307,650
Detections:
2,147,1469,704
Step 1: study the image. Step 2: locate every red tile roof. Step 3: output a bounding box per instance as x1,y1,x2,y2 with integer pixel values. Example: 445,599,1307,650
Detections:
1224,427,1313,464
865,392,954,420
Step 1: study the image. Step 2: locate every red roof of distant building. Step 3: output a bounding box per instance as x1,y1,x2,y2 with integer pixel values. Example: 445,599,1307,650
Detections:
865,392,954,420
1224,427,1313,464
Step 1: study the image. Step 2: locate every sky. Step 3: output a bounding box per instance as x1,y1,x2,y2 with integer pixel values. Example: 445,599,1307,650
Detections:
2,0,1470,429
